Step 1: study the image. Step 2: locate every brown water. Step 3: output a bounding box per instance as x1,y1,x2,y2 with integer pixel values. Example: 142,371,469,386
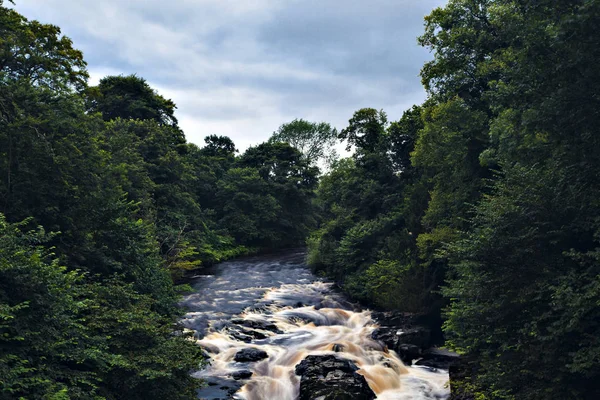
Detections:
180,250,449,399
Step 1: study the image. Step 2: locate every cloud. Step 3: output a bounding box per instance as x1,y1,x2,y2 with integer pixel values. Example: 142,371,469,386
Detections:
14,0,446,150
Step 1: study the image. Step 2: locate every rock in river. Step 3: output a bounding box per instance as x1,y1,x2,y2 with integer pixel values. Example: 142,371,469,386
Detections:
231,370,253,380
415,348,460,370
233,348,268,362
295,355,376,400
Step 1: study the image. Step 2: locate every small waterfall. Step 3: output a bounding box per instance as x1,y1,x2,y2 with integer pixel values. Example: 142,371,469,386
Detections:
180,251,449,399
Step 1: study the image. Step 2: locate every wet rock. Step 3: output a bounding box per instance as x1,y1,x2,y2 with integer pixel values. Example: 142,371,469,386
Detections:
295,355,376,400
398,327,431,348
227,330,254,343
230,318,282,333
371,326,431,353
370,311,426,327
371,327,397,350
231,370,253,380
243,305,270,314
397,344,422,364
200,348,213,359
234,348,268,362
201,344,220,354
227,326,268,342
197,376,242,399
415,348,460,370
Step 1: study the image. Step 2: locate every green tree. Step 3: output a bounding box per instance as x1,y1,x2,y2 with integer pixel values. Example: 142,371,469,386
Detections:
0,216,94,399
0,4,87,92
86,75,179,129
224,142,319,248
420,1,600,398
269,119,338,167
0,4,204,399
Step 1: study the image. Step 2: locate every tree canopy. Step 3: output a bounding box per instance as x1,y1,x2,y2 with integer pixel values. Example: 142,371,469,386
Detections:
269,119,339,167
0,3,321,398
309,1,600,399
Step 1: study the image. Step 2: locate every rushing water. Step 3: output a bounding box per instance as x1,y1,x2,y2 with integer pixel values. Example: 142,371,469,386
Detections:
180,250,449,400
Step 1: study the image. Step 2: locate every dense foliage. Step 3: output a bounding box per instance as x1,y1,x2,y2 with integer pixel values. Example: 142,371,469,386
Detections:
3,0,600,398
0,2,317,398
269,119,339,168
309,1,600,399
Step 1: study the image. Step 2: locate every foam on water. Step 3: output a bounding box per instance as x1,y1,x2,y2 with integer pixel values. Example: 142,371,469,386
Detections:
180,250,450,400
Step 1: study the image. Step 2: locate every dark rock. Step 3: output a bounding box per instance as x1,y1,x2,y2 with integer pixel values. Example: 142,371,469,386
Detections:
197,376,243,400
415,348,460,370
371,327,398,350
240,329,268,340
397,327,431,349
295,355,376,400
200,348,213,359
201,343,222,355
230,318,282,334
227,326,269,342
398,344,422,364
370,311,426,327
243,305,269,314
227,330,254,343
231,370,253,380
371,326,431,353
233,348,268,362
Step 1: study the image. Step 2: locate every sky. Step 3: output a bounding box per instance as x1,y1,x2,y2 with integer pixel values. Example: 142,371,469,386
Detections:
14,0,446,151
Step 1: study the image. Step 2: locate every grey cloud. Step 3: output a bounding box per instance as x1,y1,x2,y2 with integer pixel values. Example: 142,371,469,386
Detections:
14,0,446,149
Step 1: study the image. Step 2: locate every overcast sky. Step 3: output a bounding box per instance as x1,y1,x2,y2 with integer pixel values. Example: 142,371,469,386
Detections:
14,0,446,150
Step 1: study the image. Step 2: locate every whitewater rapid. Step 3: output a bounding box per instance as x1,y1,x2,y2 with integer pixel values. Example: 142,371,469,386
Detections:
180,250,449,399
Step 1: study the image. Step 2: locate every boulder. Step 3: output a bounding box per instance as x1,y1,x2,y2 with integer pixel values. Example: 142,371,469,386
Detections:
227,326,269,342
415,348,460,370
234,348,268,362
230,318,282,334
231,370,253,380
371,326,431,353
397,344,422,365
295,355,376,400
397,327,431,349
370,311,426,327
196,376,243,399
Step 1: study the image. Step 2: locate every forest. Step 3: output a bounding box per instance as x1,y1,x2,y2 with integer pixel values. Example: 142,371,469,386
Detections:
1,0,599,399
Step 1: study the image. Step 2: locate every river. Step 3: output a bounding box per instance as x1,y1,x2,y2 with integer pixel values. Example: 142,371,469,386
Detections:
180,250,449,400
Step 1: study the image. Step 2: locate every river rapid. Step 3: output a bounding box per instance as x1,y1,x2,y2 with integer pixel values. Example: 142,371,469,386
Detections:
180,250,449,400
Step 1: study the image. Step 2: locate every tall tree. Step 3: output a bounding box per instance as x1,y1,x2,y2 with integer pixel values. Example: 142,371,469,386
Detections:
86,75,179,129
270,119,339,167
419,1,600,398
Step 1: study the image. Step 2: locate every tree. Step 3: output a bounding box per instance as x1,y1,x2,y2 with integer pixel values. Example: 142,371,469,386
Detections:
269,119,338,167
201,135,237,158
86,75,179,128
338,108,387,154
226,142,319,248
0,5,204,399
420,1,600,398
0,216,94,399
0,4,88,92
